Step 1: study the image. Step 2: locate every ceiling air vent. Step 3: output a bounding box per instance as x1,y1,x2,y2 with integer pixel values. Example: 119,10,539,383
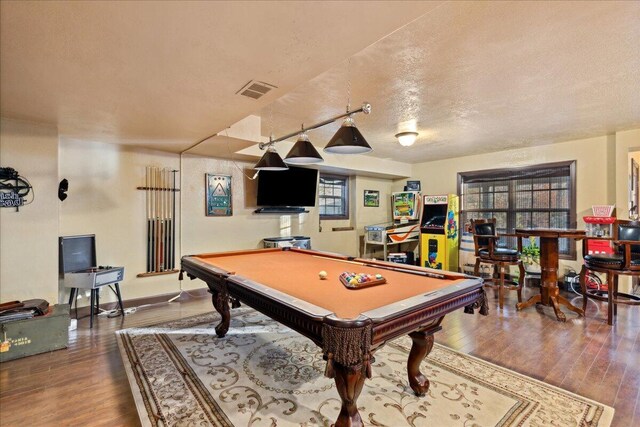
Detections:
236,80,278,100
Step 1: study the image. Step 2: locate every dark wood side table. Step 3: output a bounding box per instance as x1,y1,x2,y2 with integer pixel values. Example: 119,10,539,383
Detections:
515,228,585,322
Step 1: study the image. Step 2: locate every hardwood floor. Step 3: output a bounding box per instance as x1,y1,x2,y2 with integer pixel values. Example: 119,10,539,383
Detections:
1,286,638,426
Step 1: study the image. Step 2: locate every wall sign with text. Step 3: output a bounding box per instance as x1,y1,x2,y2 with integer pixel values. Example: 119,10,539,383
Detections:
0,167,33,209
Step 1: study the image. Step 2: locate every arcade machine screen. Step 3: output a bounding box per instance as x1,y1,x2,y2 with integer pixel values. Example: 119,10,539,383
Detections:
421,204,447,232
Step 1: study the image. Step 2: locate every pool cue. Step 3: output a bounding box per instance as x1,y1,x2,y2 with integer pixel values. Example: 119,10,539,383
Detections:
160,168,165,272
156,167,162,272
159,167,163,270
156,167,161,271
166,168,173,270
144,166,148,272
312,255,460,280
166,168,171,270
310,256,363,266
158,167,163,271
146,166,152,272
149,167,155,271
150,167,155,272
153,167,159,272
162,168,168,271
165,168,170,269
363,263,447,280
170,169,177,269
359,260,469,280
162,168,168,270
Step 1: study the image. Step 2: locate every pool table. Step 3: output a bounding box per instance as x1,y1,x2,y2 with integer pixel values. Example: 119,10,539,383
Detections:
181,247,487,427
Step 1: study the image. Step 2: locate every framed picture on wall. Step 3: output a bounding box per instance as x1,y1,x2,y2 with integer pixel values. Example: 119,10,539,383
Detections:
205,174,232,216
364,190,380,207
406,180,421,191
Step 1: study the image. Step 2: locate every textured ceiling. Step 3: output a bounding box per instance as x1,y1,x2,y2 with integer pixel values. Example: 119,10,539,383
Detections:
0,1,437,153
1,1,639,163
260,1,640,162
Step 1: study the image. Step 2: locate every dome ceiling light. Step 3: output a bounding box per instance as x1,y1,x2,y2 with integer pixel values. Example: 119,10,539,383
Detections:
395,131,419,147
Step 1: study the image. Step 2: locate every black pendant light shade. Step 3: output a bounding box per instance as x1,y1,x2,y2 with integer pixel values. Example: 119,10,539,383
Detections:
284,133,324,164
324,117,372,154
254,147,288,171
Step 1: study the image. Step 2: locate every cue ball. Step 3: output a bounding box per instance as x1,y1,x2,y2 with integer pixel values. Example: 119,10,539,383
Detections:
319,270,328,280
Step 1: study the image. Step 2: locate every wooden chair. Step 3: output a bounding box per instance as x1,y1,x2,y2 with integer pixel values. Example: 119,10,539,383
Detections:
470,218,525,309
580,220,640,325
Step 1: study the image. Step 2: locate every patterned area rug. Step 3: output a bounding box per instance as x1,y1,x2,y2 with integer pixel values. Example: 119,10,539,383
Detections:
116,308,613,427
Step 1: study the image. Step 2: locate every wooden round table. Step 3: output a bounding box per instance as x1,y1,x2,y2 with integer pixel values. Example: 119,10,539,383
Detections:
515,228,585,321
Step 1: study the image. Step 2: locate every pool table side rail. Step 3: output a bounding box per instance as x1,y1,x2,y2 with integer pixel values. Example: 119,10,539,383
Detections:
362,278,482,322
369,285,485,346
187,247,354,266
182,255,333,345
181,255,234,279
227,273,485,352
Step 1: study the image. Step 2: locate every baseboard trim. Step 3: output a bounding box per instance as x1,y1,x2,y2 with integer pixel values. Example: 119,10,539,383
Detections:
69,288,209,318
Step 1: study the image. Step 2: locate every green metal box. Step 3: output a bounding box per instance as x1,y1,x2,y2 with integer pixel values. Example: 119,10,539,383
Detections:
0,304,70,362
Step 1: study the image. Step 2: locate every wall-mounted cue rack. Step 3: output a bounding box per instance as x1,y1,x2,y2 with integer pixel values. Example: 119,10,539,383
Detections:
136,167,179,277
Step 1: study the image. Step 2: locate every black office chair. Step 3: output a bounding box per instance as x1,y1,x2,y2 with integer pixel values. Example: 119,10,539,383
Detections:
470,218,525,309
580,219,640,325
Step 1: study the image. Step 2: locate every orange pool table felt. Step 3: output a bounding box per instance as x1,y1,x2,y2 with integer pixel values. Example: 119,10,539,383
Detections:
194,249,465,319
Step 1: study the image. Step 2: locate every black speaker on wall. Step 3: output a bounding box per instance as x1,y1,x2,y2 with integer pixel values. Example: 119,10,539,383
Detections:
58,179,68,201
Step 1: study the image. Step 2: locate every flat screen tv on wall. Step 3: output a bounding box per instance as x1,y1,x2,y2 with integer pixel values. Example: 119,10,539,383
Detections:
256,166,318,207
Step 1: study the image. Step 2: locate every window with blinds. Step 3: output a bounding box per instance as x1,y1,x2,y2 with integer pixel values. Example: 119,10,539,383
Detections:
458,161,577,258
319,174,349,219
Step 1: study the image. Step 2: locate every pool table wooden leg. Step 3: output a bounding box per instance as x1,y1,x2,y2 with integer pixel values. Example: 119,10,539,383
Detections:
210,289,230,338
407,330,435,396
332,362,366,427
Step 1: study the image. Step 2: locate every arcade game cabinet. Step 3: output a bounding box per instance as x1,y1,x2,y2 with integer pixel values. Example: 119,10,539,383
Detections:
420,194,459,271
363,191,421,262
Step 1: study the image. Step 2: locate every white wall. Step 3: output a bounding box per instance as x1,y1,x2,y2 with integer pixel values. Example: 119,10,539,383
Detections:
400,135,617,275
180,154,286,255
53,146,398,306
354,175,395,257
400,135,614,217
0,118,59,302
5,120,637,305
355,176,394,232
180,154,395,258
58,139,182,303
